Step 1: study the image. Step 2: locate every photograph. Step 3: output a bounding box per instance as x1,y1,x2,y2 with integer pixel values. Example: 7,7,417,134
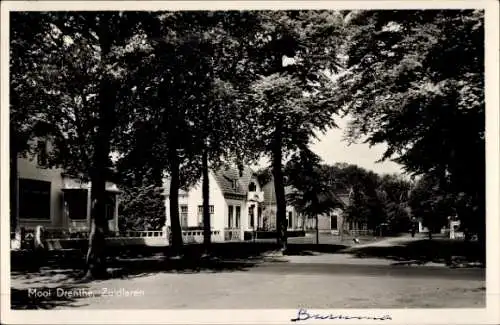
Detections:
1,1,499,324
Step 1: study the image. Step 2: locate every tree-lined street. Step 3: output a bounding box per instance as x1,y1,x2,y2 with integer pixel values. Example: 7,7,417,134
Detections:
7,7,488,314
11,234,485,309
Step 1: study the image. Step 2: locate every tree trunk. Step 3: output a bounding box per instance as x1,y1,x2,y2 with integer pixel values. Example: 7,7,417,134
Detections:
86,195,108,278
202,147,211,253
86,84,114,278
168,147,184,256
272,124,287,251
86,118,113,278
315,214,319,245
340,217,344,242
85,19,114,278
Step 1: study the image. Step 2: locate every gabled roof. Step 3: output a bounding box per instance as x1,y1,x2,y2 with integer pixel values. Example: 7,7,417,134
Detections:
263,178,351,208
262,180,295,205
213,165,256,198
163,165,257,198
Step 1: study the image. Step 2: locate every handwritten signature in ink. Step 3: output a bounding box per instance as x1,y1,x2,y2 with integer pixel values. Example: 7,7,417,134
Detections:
291,308,392,322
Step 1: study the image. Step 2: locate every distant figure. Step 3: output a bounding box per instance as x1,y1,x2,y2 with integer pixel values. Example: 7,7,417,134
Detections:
410,217,418,237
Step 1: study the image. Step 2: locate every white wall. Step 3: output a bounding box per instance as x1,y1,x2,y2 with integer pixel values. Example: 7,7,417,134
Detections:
164,172,226,232
163,172,268,236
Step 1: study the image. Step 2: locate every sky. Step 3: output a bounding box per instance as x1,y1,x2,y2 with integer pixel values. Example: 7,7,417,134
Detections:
253,114,405,176
310,115,404,176
283,56,404,176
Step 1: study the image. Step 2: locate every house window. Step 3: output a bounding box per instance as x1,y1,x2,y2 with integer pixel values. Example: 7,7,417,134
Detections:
36,140,48,166
19,179,51,219
248,182,256,192
228,205,234,228
288,211,293,228
197,205,214,227
180,205,188,228
235,206,241,228
330,215,338,230
65,189,88,220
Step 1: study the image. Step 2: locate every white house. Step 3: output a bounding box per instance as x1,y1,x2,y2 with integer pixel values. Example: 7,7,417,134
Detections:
12,139,120,237
163,165,265,242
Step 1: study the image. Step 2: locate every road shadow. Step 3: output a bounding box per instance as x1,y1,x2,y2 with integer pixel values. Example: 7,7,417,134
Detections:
11,242,285,284
285,243,348,255
11,241,353,285
346,239,485,267
10,244,271,309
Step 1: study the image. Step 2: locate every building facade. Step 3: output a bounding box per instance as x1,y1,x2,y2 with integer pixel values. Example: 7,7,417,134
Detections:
163,166,265,241
12,144,120,235
300,192,370,234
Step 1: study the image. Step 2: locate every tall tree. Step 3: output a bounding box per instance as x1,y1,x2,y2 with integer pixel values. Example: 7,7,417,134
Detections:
342,185,370,231
116,12,211,255
181,12,259,253
285,148,344,244
330,164,385,231
334,10,485,243
10,11,150,277
240,11,346,251
377,174,412,233
115,12,260,255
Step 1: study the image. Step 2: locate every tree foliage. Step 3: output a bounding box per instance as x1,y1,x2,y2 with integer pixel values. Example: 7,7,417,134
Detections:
237,11,346,250
408,175,455,236
118,184,165,232
333,10,484,238
10,11,158,276
377,174,412,232
285,148,344,216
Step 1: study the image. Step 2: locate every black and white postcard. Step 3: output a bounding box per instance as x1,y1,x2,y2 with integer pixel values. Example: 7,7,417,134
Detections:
1,1,499,324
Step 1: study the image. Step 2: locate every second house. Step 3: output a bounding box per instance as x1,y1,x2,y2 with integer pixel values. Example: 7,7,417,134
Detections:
163,165,302,242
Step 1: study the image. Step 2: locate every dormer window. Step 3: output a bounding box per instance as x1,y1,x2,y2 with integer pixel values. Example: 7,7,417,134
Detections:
248,182,256,192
